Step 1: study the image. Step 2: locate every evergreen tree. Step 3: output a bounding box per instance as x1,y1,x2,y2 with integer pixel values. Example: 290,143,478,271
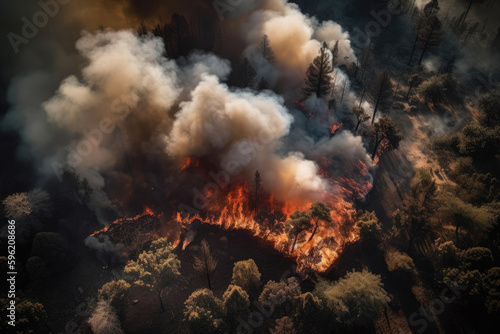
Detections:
260,35,275,63
369,70,393,124
352,105,370,132
124,238,181,312
367,116,403,160
193,239,218,290
304,42,334,99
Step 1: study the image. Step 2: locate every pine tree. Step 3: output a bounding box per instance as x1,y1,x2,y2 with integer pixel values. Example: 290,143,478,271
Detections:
193,239,218,290
260,35,275,63
331,40,339,68
254,170,262,212
417,15,445,65
367,116,403,160
352,105,371,132
241,57,256,87
304,42,334,99
369,70,393,124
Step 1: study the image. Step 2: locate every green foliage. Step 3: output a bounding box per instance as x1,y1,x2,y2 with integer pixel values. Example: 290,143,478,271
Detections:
477,93,500,127
222,285,250,321
231,259,262,297
270,316,297,334
418,73,459,103
308,202,332,241
367,116,403,159
310,202,332,226
385,251,417,280
296,292,324,332
457,123,500,157
286,211,313,252
442,267,483,296
356,211,382,245
98,280,131,313
124,238,181,294
31,232,73,274
461,247,494,271
184,289,225,334
392,170,437,250
483,267,500,316
259,278,302,318
313,269,390,327
439,192,493,241
0,298,47,334
433,240,460,268
352,105,371,131
26,256,50,281
304,42,334,98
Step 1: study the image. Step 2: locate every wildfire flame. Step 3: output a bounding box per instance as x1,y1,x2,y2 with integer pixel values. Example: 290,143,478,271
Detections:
329,122,343,134
91,162,372,274
174,159,372,273
179,157,199,171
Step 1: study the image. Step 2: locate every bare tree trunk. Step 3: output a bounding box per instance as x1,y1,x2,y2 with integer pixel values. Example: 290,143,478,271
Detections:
290,234,298,253
307,220,319,242
157,290,165,313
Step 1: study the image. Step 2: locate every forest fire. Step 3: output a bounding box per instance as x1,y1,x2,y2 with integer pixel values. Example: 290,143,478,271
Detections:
330,122,343,134
169,158,372,273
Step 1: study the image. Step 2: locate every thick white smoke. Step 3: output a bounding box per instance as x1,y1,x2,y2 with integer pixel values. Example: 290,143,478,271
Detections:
235,0,356,96
3,0,374,223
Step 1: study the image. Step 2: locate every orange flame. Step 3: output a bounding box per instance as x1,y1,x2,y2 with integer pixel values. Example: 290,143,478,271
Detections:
329,122,343,134
179,157,199,171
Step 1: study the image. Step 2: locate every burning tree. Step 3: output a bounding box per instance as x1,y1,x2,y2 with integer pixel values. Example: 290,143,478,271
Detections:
304,42,334,99
253,170,263,212
286,211,313,253
124,238,181,313
366,116,403,161
254,210,286,238
308,202,333,242
193,239,218,290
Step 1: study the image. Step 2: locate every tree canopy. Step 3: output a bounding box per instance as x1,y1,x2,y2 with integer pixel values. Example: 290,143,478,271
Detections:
304,42,334,99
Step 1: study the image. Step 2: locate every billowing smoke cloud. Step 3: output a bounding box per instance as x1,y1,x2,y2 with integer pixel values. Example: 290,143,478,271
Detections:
85,235,126,265
236,0,356,96
3,0,374,225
